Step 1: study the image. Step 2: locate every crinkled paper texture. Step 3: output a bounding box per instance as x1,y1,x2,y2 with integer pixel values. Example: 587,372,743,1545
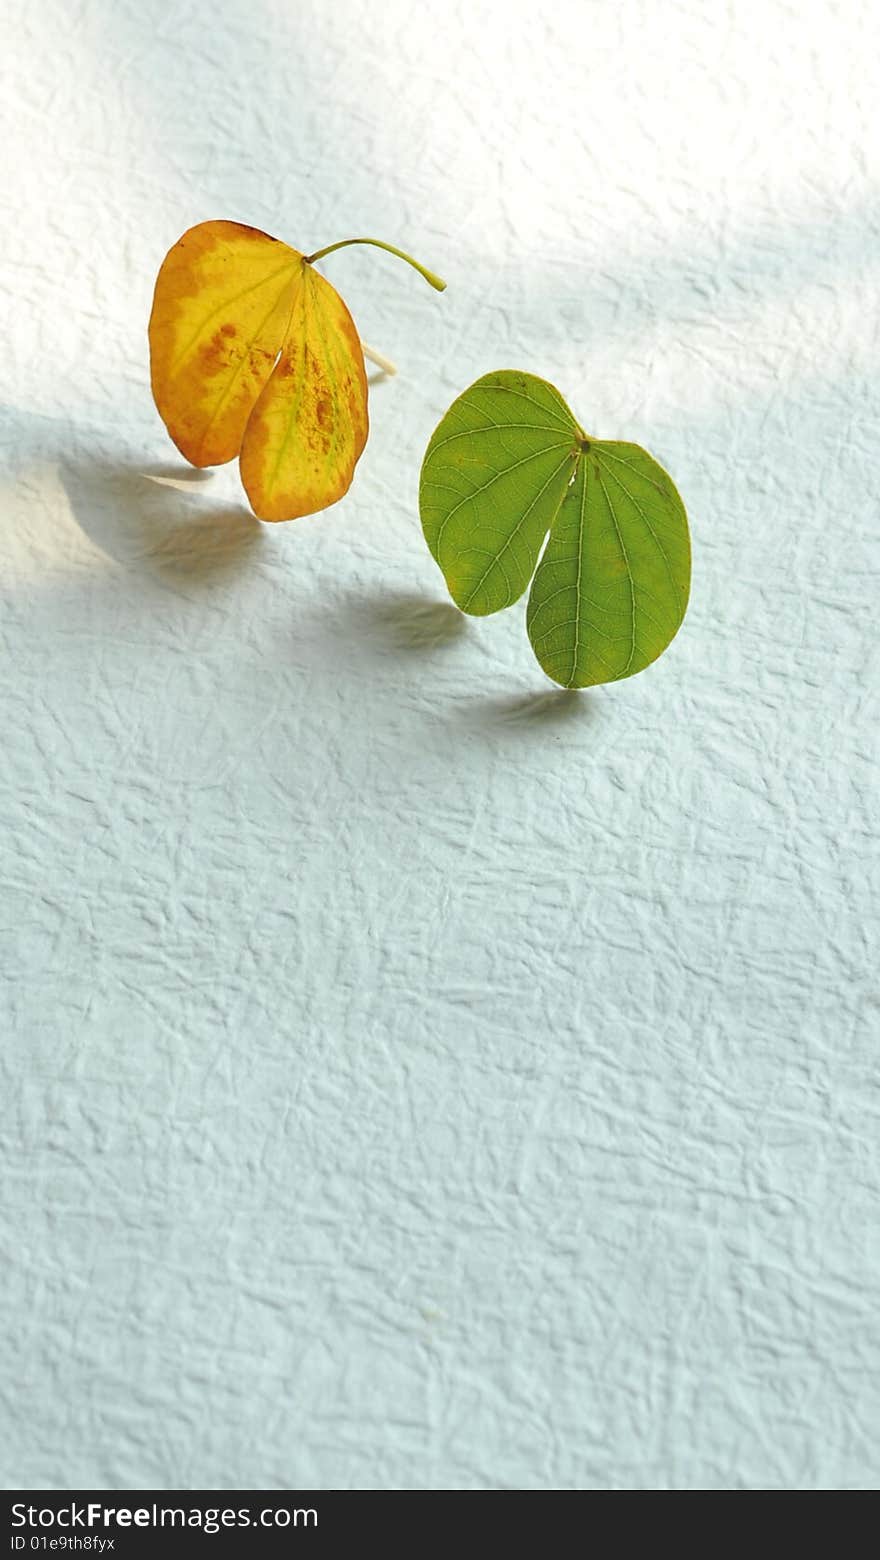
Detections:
1,0,878,1494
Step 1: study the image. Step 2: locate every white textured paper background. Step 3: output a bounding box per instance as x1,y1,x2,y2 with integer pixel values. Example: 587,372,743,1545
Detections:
1,0,878,1491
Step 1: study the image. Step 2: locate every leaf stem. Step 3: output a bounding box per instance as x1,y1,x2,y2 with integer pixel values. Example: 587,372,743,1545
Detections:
304,237,446,292
361,342,398,377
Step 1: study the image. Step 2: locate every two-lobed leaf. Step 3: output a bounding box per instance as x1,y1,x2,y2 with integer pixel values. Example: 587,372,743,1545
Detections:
420,371,690,687
149,220,368,521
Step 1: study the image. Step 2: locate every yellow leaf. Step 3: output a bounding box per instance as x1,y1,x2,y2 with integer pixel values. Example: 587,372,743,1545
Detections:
150,223,444,521
239,264,369,521
149,220,301,468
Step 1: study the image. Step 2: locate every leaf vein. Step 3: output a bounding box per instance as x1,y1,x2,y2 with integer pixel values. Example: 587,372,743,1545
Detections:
460,455,572,611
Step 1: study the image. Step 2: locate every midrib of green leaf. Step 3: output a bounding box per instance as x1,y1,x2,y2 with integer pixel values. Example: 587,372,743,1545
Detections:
460,451,575,611
569,461,587,687
595,447,685,617
594,462,637,677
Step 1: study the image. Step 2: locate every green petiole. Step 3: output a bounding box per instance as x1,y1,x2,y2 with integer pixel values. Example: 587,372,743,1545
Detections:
304,237,447,292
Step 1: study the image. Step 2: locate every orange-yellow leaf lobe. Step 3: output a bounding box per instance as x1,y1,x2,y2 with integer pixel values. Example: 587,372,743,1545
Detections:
148,220,301,468
239,264,369,521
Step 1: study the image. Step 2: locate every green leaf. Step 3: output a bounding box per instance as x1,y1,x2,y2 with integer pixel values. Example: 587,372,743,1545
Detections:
419,371,691,688
527,441,690,687
419,371,581,615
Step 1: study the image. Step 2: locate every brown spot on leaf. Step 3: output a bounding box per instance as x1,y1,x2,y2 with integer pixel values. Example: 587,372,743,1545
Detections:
199,329,235,377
